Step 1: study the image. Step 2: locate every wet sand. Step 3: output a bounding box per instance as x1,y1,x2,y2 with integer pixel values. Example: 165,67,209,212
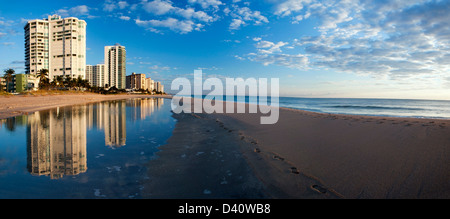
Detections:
0,93,172,119
143,112,268,199
145,101,450,199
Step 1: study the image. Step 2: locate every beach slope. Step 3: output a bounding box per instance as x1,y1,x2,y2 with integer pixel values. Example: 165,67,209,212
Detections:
146,101,450,199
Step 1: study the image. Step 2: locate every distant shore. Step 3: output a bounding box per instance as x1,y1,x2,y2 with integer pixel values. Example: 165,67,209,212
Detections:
0,92,172,119
144,101,450,199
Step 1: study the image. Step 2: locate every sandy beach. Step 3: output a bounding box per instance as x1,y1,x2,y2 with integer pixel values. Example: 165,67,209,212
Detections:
1,95,449,199
145,100,450,199
0,93,172,119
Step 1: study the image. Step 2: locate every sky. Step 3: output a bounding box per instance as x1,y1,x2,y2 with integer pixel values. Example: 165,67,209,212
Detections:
0,0,449,100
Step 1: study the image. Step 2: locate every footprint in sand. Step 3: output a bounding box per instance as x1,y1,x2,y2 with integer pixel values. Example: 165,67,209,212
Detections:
311,185,327,194
273,155,285,161
290,167,300,174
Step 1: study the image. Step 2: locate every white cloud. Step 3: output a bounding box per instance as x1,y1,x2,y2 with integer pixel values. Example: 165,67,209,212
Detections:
118,1,129,9
0,42,14,46
149,65,172,71
246,38,309,69
249,53,309,69
234,55,245,61
57,5,91,17
174,7,215,23
104,0,130,12
0,18,14,27
256,40,289,54
142,0,174,15
229,19,245,30
119,15,131,21
140,0,215,22
132,0,221,33
187,0,223,9
227,4,269,30
123,0,268,33
275,0,311,17
265,0,450,81
104,0,117,12
136,18,203,34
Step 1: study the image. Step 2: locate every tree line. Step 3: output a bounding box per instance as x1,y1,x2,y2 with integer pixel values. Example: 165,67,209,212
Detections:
2,68,110,93
2,68,165,95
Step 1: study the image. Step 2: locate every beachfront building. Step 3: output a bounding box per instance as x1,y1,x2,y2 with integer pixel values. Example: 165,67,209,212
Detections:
0,78,6,92
86,64,105,87
0,76,16,93
105,44,126,89
145,78,155,92
15,74,40,92
156,81,164,93
126,72,146,90
125,73,164,93
24,15,87,81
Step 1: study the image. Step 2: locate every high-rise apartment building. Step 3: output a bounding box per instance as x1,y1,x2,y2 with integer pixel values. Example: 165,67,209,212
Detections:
125,73,164,93
24,15,87,80
86,64,105,87
145,78,154,91
126,72,146,90
104,44,126,89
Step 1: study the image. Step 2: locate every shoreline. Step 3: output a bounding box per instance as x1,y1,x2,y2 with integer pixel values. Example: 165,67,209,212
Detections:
1,94,449,198
2,94,449,122
0,93,172,120
146,100,450,199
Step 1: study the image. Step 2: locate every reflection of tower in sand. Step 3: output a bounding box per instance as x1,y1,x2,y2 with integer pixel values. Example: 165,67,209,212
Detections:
26,106,87,179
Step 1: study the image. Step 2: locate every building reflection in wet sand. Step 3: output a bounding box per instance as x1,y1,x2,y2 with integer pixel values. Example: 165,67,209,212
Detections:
18,98,165,179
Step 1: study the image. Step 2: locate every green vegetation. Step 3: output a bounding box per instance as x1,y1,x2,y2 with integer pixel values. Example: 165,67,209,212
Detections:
2,68,167,96
2,68,15,93
38,69,91,91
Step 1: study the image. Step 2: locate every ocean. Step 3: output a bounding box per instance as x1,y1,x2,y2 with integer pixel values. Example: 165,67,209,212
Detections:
276,97,450,119
193,95,450,119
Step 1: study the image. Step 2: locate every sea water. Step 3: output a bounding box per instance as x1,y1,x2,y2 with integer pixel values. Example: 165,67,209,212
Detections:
195,95,450,119
276,97,450,119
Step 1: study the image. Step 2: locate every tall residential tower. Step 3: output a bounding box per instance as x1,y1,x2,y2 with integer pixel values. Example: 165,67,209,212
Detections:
24,15,86,80
86,64,105,87
104,44,126,89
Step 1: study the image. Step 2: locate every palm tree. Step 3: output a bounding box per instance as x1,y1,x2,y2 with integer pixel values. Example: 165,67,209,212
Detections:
81,79,90,90
64,75,76,90
3,68,15,92
76,76,83,90
37,69,49,89
55,75,64,89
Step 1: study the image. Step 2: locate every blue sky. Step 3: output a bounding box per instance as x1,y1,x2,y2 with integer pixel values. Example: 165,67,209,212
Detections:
0,0,449,99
